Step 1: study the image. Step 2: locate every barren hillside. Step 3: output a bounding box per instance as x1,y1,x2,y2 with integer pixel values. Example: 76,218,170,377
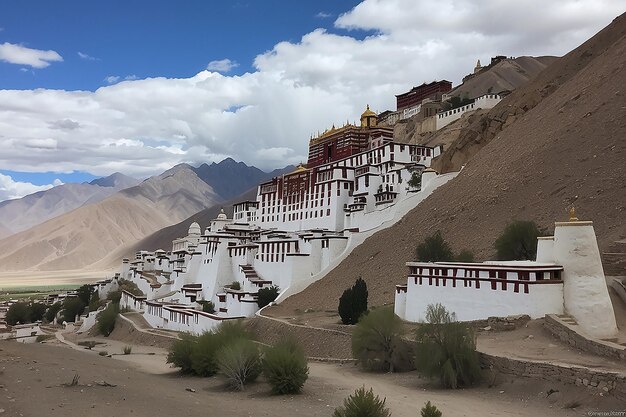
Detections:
272,13,626,314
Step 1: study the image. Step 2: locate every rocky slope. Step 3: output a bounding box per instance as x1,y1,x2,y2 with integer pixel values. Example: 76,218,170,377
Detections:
271,13,626,314
0,172,139,238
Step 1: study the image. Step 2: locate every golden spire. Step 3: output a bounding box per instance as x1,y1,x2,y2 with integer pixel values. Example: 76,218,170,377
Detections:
569,207,579,222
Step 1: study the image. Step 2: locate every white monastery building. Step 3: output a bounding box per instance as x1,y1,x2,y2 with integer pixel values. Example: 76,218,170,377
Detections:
117,106,453,334
394,209,618,340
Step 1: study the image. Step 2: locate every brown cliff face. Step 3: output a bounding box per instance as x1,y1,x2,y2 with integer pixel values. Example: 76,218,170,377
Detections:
273,13,626,314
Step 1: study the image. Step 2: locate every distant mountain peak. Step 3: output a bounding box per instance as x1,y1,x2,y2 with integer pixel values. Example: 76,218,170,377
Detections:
90,172,139,188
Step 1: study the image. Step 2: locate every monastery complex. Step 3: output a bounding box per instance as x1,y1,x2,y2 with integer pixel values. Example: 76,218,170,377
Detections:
89,65,616,343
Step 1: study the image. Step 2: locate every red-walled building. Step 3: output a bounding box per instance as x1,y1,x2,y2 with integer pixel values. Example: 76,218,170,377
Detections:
396,80,452,111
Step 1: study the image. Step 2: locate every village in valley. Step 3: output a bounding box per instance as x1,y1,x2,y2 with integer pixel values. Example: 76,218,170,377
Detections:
0,3,625,417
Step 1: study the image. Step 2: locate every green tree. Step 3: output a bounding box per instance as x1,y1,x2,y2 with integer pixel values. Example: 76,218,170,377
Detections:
494,220,543,260
96,303,119,336
416,231,454,262
351,307,412,372
61,298,86,322
414,304,480,389
217,338,261,391
408,171,422,189
338,277,368,325
45,302,62,323
167,333,198,374
333,386,391,417
76,284,95,306
257,285,280,308
455,249,475,262
30,302,47,322
6,302,31,325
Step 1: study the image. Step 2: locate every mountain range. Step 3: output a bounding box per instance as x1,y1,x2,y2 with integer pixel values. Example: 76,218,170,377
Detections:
0,159,294,272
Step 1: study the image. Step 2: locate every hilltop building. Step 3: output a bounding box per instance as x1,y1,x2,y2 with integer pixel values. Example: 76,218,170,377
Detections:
394,210,618,339
116,106,453,334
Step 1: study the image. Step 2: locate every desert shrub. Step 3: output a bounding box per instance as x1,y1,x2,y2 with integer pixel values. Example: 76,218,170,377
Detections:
494,220,543,260
230,281,241,290
107,289,122,304
6,302,31,325
45,302,62,323
416,231,454,262
217,338,261,390
198,300,215,313
167,333,198,374
338,277,368,325
257,285,280,308
99,350,108,356
262,337,309,394
118,278,144,296
96,303,119,336
333,386,391,417
123,345,132,355
191,320,251,377
352,307,413,372
414,304,481,389
421,401,442,417
89,292,104,312
61,298,86,322
455,249,475,262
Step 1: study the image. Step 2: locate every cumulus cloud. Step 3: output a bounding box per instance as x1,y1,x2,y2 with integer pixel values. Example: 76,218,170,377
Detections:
206,58,239,73
77,51,99,61
0,173,57,201
104,75,121,84
0,0,622,179
0,42,63,68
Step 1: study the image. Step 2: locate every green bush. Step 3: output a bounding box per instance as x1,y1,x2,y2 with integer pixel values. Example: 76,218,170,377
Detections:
30,302,47,322
89,292,104,312
494,220,543,260
123,345,132,355
416,231,454,262
408,170,422,189
455,249,475,262
45,302,62,323
217,338,261,391
107,289,122,304
118,278,144,297
99,350,108,356
198,300,215,313
61,298,86,323
96,303,119,336
191,320,251,377
352,307,412,372
414,304,481,389
421,401,442,417
333,386,391,417
167,333,198,374
230,281,241,290
338,277,368,325
262,338,309,394
257,285,280,308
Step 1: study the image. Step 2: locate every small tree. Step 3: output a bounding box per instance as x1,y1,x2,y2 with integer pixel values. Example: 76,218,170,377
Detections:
89,292,103,312
198,300,215,313
495,220,543,260
351,307,412,372
333,386,391,417
262,337,309,395
414,304,480,389
421,401,442,417
217,338,261,391
338,277,368,325
230,281,241,290
61,298,86,322
257,285,280,308
416,231,454,262
408,171,422,189
76,284,95,306
191,320,251,377
455,250,475,263
45,302,63,323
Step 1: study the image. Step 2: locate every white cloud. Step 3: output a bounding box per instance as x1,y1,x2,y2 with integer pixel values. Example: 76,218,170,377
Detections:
0,42,63,68
0,173,56,201
52,178,64,186
77,51,99,61
206,58,239,73
0,0,622,179
125,74,138,80
104,75,120,84
316,12,333,18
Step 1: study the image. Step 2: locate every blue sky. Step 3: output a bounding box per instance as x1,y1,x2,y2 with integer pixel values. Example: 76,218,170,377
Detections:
0,0,622,201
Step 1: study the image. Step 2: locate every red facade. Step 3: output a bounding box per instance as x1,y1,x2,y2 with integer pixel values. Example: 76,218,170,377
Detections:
396,80,452,111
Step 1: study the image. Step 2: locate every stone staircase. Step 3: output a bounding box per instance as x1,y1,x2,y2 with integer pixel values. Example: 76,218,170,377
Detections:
239,264,272,288
603,240,626,277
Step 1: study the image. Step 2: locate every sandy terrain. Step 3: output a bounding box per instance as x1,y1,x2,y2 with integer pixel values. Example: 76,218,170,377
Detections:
0,269,112,288
0,339,619,417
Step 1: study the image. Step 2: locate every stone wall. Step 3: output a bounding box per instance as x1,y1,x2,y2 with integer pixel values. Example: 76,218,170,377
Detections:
544,314,626,360
481,353,626,401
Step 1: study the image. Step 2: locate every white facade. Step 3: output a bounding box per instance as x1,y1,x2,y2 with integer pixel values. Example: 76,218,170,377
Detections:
395,215,619,336
114,139,450,334
436,94,502,130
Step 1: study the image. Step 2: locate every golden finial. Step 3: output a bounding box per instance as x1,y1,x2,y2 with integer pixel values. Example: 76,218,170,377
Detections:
569,207,579,222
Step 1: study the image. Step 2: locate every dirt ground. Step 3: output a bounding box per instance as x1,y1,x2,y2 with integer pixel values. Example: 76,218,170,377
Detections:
0,339,622,417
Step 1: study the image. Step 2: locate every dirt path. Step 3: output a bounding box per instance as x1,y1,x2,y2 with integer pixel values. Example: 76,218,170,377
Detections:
0,340,620,417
